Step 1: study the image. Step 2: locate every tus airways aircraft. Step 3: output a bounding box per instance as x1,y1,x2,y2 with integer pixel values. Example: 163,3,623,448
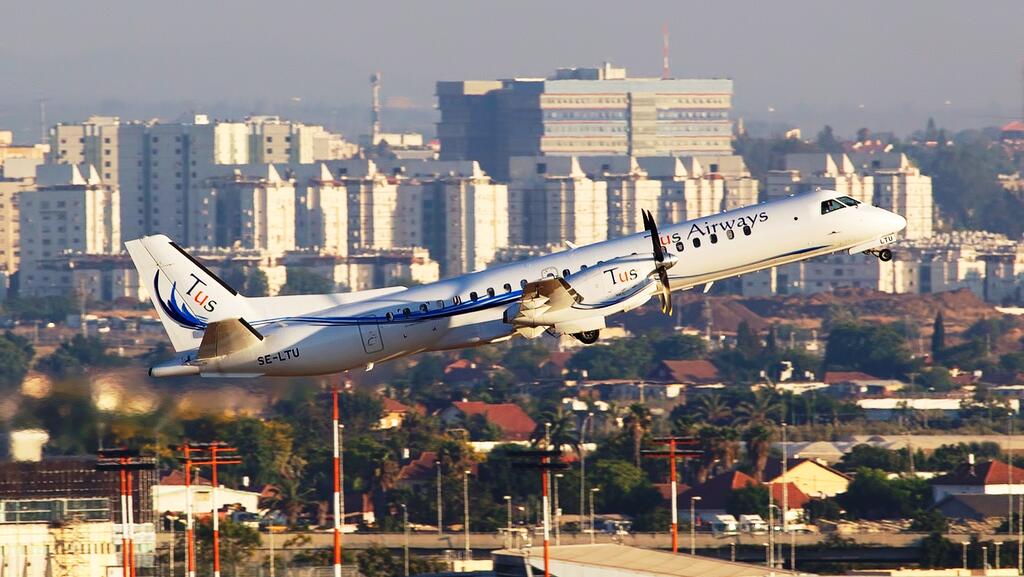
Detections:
126,189,906,378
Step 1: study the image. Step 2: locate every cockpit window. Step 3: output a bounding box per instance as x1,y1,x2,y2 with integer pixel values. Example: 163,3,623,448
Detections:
837,196,860,207
821,199,846,214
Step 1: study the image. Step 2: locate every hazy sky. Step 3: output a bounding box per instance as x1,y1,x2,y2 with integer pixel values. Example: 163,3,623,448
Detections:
1,0,1022,139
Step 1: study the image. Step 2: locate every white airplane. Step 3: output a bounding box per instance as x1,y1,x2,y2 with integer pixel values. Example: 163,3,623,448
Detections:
126,189,906,378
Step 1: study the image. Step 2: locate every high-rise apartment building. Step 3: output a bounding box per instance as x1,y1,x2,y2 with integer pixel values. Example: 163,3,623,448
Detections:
438,63,733,180
293,163,349,256
209,165,296,255
19,164,119,296
508,157,607,247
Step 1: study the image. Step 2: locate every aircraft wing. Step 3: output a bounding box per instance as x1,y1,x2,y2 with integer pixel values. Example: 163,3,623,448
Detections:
509,277,582,337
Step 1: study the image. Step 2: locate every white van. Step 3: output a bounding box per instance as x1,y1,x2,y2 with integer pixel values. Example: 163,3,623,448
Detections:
710,514,739,536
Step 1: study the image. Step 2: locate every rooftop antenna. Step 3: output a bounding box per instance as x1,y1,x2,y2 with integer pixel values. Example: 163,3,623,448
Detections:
371,72,382,145
661,24,670,80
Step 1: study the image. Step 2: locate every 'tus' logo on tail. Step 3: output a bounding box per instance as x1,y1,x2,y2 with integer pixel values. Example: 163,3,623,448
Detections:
184,273,218,312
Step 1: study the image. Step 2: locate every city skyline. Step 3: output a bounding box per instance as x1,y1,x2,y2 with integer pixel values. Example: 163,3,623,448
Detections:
2,0,1022,140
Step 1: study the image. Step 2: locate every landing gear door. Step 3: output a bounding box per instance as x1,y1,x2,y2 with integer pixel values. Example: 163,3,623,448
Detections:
358,316,385,354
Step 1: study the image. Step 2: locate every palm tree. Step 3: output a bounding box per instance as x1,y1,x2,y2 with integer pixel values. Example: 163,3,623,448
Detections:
268,454,312,528
735,390,782,426
531,407,579,455
695,425,741,484
743,424,775,482
695,394,732,425
621,404,653,468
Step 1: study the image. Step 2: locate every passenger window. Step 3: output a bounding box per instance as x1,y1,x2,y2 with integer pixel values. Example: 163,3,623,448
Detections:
436,300,445,309
726,229,735,240
562,269,570,277
470,291,478,301
837,196,860,207
580,265,588,270
385,312,394,321
419,304,428,312
676,241,685,252
520,279,528,288
710,233,718,244
693,237,702,248
487,287,495,297
743,225,752,236
503,283,512,292
821,199,846,214
403,308,411,317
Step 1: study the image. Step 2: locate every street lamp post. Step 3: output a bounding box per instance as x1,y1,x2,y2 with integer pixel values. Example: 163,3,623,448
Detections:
579,412,593,535
503,496,512,548
436,460,443,536
983,545,989,570
962,541,970,570
401,504,410,577
554,474,563,546
996,541,1004,570
690,496,702,555
463,469,472,558
589,488,600,544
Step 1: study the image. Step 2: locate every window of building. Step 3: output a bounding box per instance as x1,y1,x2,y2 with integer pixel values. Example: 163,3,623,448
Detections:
536,163,547,174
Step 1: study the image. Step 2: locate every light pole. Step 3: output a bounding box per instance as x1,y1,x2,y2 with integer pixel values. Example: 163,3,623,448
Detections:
690,496,702,555
167,514,178,577
463,469,472,558
996,541,1004,569
983,545,989,570
589,488,600,544
554,473,563,546
579,412,593,535
436,460,443,536
962,541,970,570
503,495,512,547
401,503,409,577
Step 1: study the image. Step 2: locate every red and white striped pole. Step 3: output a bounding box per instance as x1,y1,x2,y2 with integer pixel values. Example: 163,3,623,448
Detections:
185,446,195,577
119,459,129,577
211,446,222,577
127,468,136,577
670,439,679,554
333,383,342,577
541,457,551,577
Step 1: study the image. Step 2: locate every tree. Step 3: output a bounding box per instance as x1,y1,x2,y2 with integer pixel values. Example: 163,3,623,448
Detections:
621,404,653,468
695,426,740,483
356,545,445,577
824,321,918,378
735,321,761,359
838,468,931,519
816,125,843,153
652,334,707,362
931,312,945,361
567,339,654,379
743,424,775,482
837,444,908,473
0,331,33,390
735,390,780,426
195,520,261,573
532,406,579,455
694,394,732,425
280,268,334,295
726,484,769,518
36,334,125,378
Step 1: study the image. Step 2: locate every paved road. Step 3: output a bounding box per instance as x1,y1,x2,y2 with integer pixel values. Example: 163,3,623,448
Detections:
167,531,1002,551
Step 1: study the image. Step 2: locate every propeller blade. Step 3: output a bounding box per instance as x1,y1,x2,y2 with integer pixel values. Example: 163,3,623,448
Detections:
643,209,665,263
658,267,673,315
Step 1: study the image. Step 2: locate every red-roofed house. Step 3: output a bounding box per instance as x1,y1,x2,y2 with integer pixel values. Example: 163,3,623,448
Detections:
823,371,879,384
379,397,417,430
439,401,537,441
679,470,809,524
931,460,1024,502
763,458,851,498
397,451,438,485
823,371,905,397
648,360,721,385
443,359,494,385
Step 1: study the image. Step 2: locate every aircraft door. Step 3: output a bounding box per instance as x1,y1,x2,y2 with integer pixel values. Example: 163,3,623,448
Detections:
358,316,385,354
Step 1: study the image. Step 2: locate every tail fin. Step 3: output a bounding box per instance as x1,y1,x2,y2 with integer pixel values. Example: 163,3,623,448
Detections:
125,235,250,352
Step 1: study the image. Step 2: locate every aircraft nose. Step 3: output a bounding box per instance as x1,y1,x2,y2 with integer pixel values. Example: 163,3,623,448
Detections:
888,211,908,233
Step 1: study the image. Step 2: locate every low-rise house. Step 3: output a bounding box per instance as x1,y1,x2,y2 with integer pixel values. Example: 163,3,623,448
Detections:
824,371,906,397
858,398,1020,421
931,459,1024,502
378,397,418,430
439,401,537,441
648,360,722,386
932,493,1013,521
763,457,851,498
679,470,808,525
153,470,260,516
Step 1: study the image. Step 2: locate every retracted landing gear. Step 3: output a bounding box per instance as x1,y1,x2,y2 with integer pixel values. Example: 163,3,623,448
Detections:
866,248,893,262
572,330,600,345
